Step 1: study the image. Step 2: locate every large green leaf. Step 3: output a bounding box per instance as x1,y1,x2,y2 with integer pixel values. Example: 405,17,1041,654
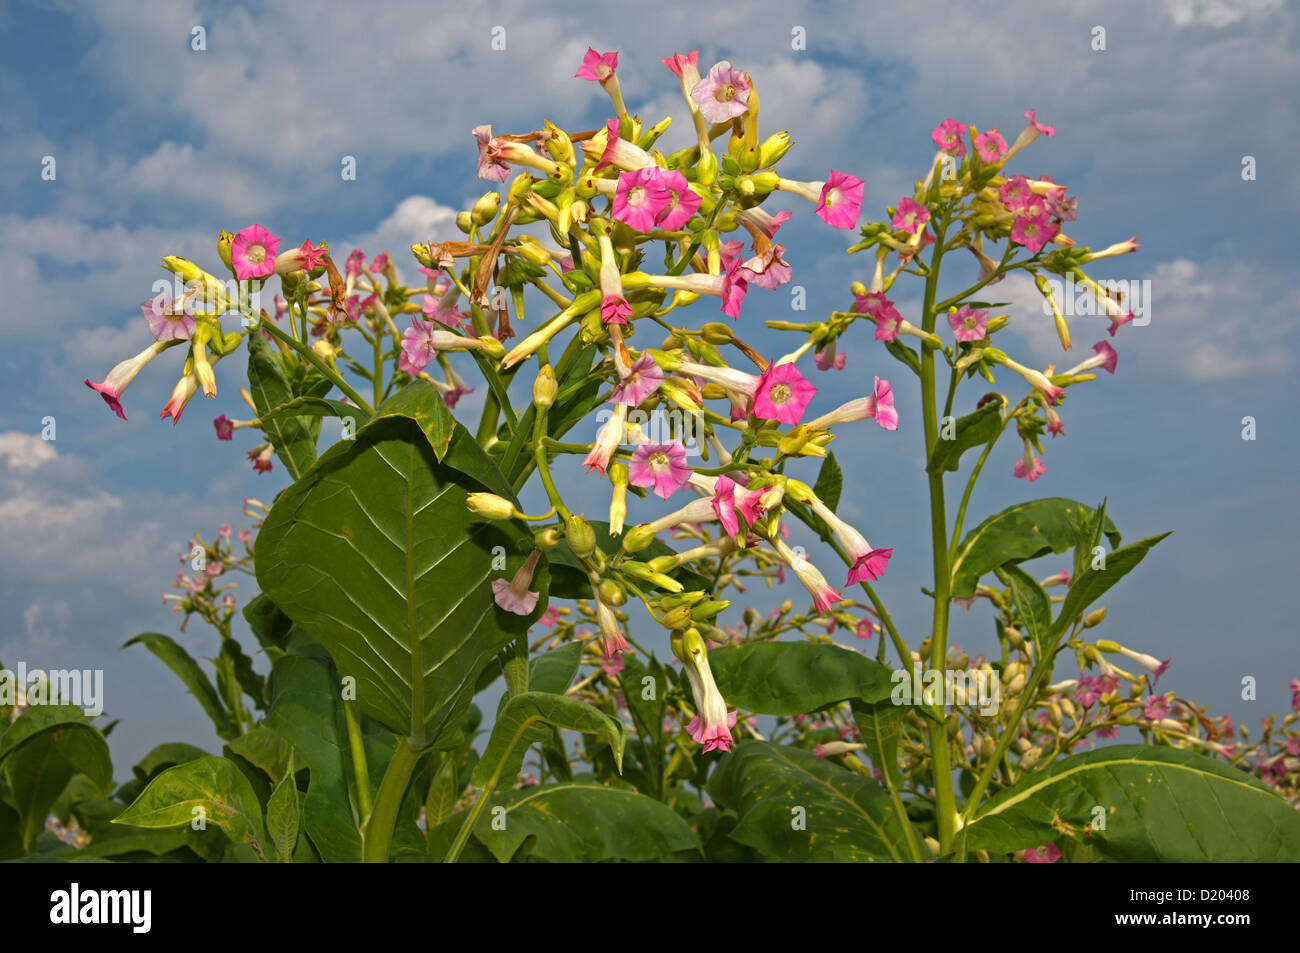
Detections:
471,692,625,792
964,746,1300,861
122,632,236,740
927,401,1002,474
1048,533,1171,641
708,741,909,862
472,781,700,862
247,329,318,480
115,756,267,860
950,498,1121,598
850,698,904,790
131,742,208,783
242,593,294,655
0,707,112,853
255,383,547,747
263,651,360,862
709,641,894,716
528,641,583,695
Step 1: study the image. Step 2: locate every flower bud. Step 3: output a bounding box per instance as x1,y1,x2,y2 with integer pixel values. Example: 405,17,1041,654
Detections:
759,131,793,167
1004,626,1025,649
566,514,596,559
534,526,562,550
598,577,627,607
466,492,515,520
1083,607,1108,628
533,364,557,408
1020,746,1043,770
514,235,552,267
471,191,501,226
217,231,234,272
700,323,734,345
477,336,506,360
455,211,473,234
662,604,694,630
690,600,730,622
697,147,719,186
621,523,658,553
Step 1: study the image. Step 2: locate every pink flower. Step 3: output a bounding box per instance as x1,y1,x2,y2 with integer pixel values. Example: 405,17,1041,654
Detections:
711,475,765,536
159,371,201,425
345,248,366,277
249,445,273,474
931,119,968,156
613,167,671,233
998,174,1033,212
370,252,390,274
661,50,700,79
738,207,792,238
854,292,904,342
816,171,865,230
1024,843,1061,863
238,528,253,545
1092,340,1118,374
611,353,663,406
213,415,234,440
596,599,629,660
681,634,737,753
974,129,1007,163
539,605,560,628
492,550,542,616
85,340,171,421
753,363,816,424
141,291,196,342
1024,109,1055,138
1096,725,1119,739
738,242,792,290
690,60,751,123
891,198,930,235
601,654,625,677
814,340,846,371
575,47,618,82
720,258,750,319
949,305,988,343
601,294,633,325
849,548,893,585
231,224,280,281
422,290,468,331
401,316,440,371
587,118,656,173
629,441,692,499
654,170,703,231
584,405,626,477
218,523,232,538
870,376,898,431
1014,454,1047,482
1143,694,1170,720
855,619,876,639
1011,214,1059,254
473,124,510,182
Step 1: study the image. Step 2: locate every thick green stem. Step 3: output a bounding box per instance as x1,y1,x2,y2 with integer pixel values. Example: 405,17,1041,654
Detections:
360,737,422,863
919,221,958,854
258,318,374,415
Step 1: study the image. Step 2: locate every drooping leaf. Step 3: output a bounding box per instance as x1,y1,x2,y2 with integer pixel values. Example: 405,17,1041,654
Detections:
122,633,236,740
708,741,909,862
926,401,1002,474
255,384,547,747
471,692,625,793
950,498,1121,599
115,756,268,860
247,329,318,479
999,564,1052,661
472,781,700,862
964,745,1300,861
709,641,894,716
0,707,112,853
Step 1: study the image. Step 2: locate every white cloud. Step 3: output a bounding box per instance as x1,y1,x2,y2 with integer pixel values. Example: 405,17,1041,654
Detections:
1162,0,1284,28
0,432,57,472
346,195,458,280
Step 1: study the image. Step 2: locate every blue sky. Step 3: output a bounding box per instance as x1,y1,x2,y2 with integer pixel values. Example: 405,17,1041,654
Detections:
1,0,1297,770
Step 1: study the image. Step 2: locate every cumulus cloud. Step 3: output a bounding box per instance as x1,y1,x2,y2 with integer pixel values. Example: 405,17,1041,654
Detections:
0,432,57,471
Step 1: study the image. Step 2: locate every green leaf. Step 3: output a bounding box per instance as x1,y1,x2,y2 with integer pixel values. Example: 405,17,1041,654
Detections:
115,756,268,860
242,593,295,655
812,452,843,512
950,498,1121,599
545,519,710,599
226,726,293,784
0,707,112,853
883,338,921,377
473,781,700,862
964,745,1300,861
131,742,208,783
926,401,1002,474
471,692,625,792
708,741,908,862
258,395,370,426
528,641,582,695
266,758,301,862
850,699,904,790
1048,533,1171,641
262,652,360,862
247,329,318,480
365,378,458,461
122,633,236,740
709,641,894,716
254,385,547,747
999,565,1052,661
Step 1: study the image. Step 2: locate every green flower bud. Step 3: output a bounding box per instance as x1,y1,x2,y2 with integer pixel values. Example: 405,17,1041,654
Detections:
565,514,596,559
533,364,557,409
466,492,515,520
471,191,501,226
217,230,234,272
700,322,734,345
1083,607,1108,628
759,131,793,167
534,526,562,551
621,523,658,553
598,577,627,607
455,211,473,234
690,600,730,622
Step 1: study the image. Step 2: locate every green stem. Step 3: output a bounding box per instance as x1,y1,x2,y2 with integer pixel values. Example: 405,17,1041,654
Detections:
360,737,422,863
919,220,958,854
372,325,383,410
343,700,373,821
259,318,374,416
